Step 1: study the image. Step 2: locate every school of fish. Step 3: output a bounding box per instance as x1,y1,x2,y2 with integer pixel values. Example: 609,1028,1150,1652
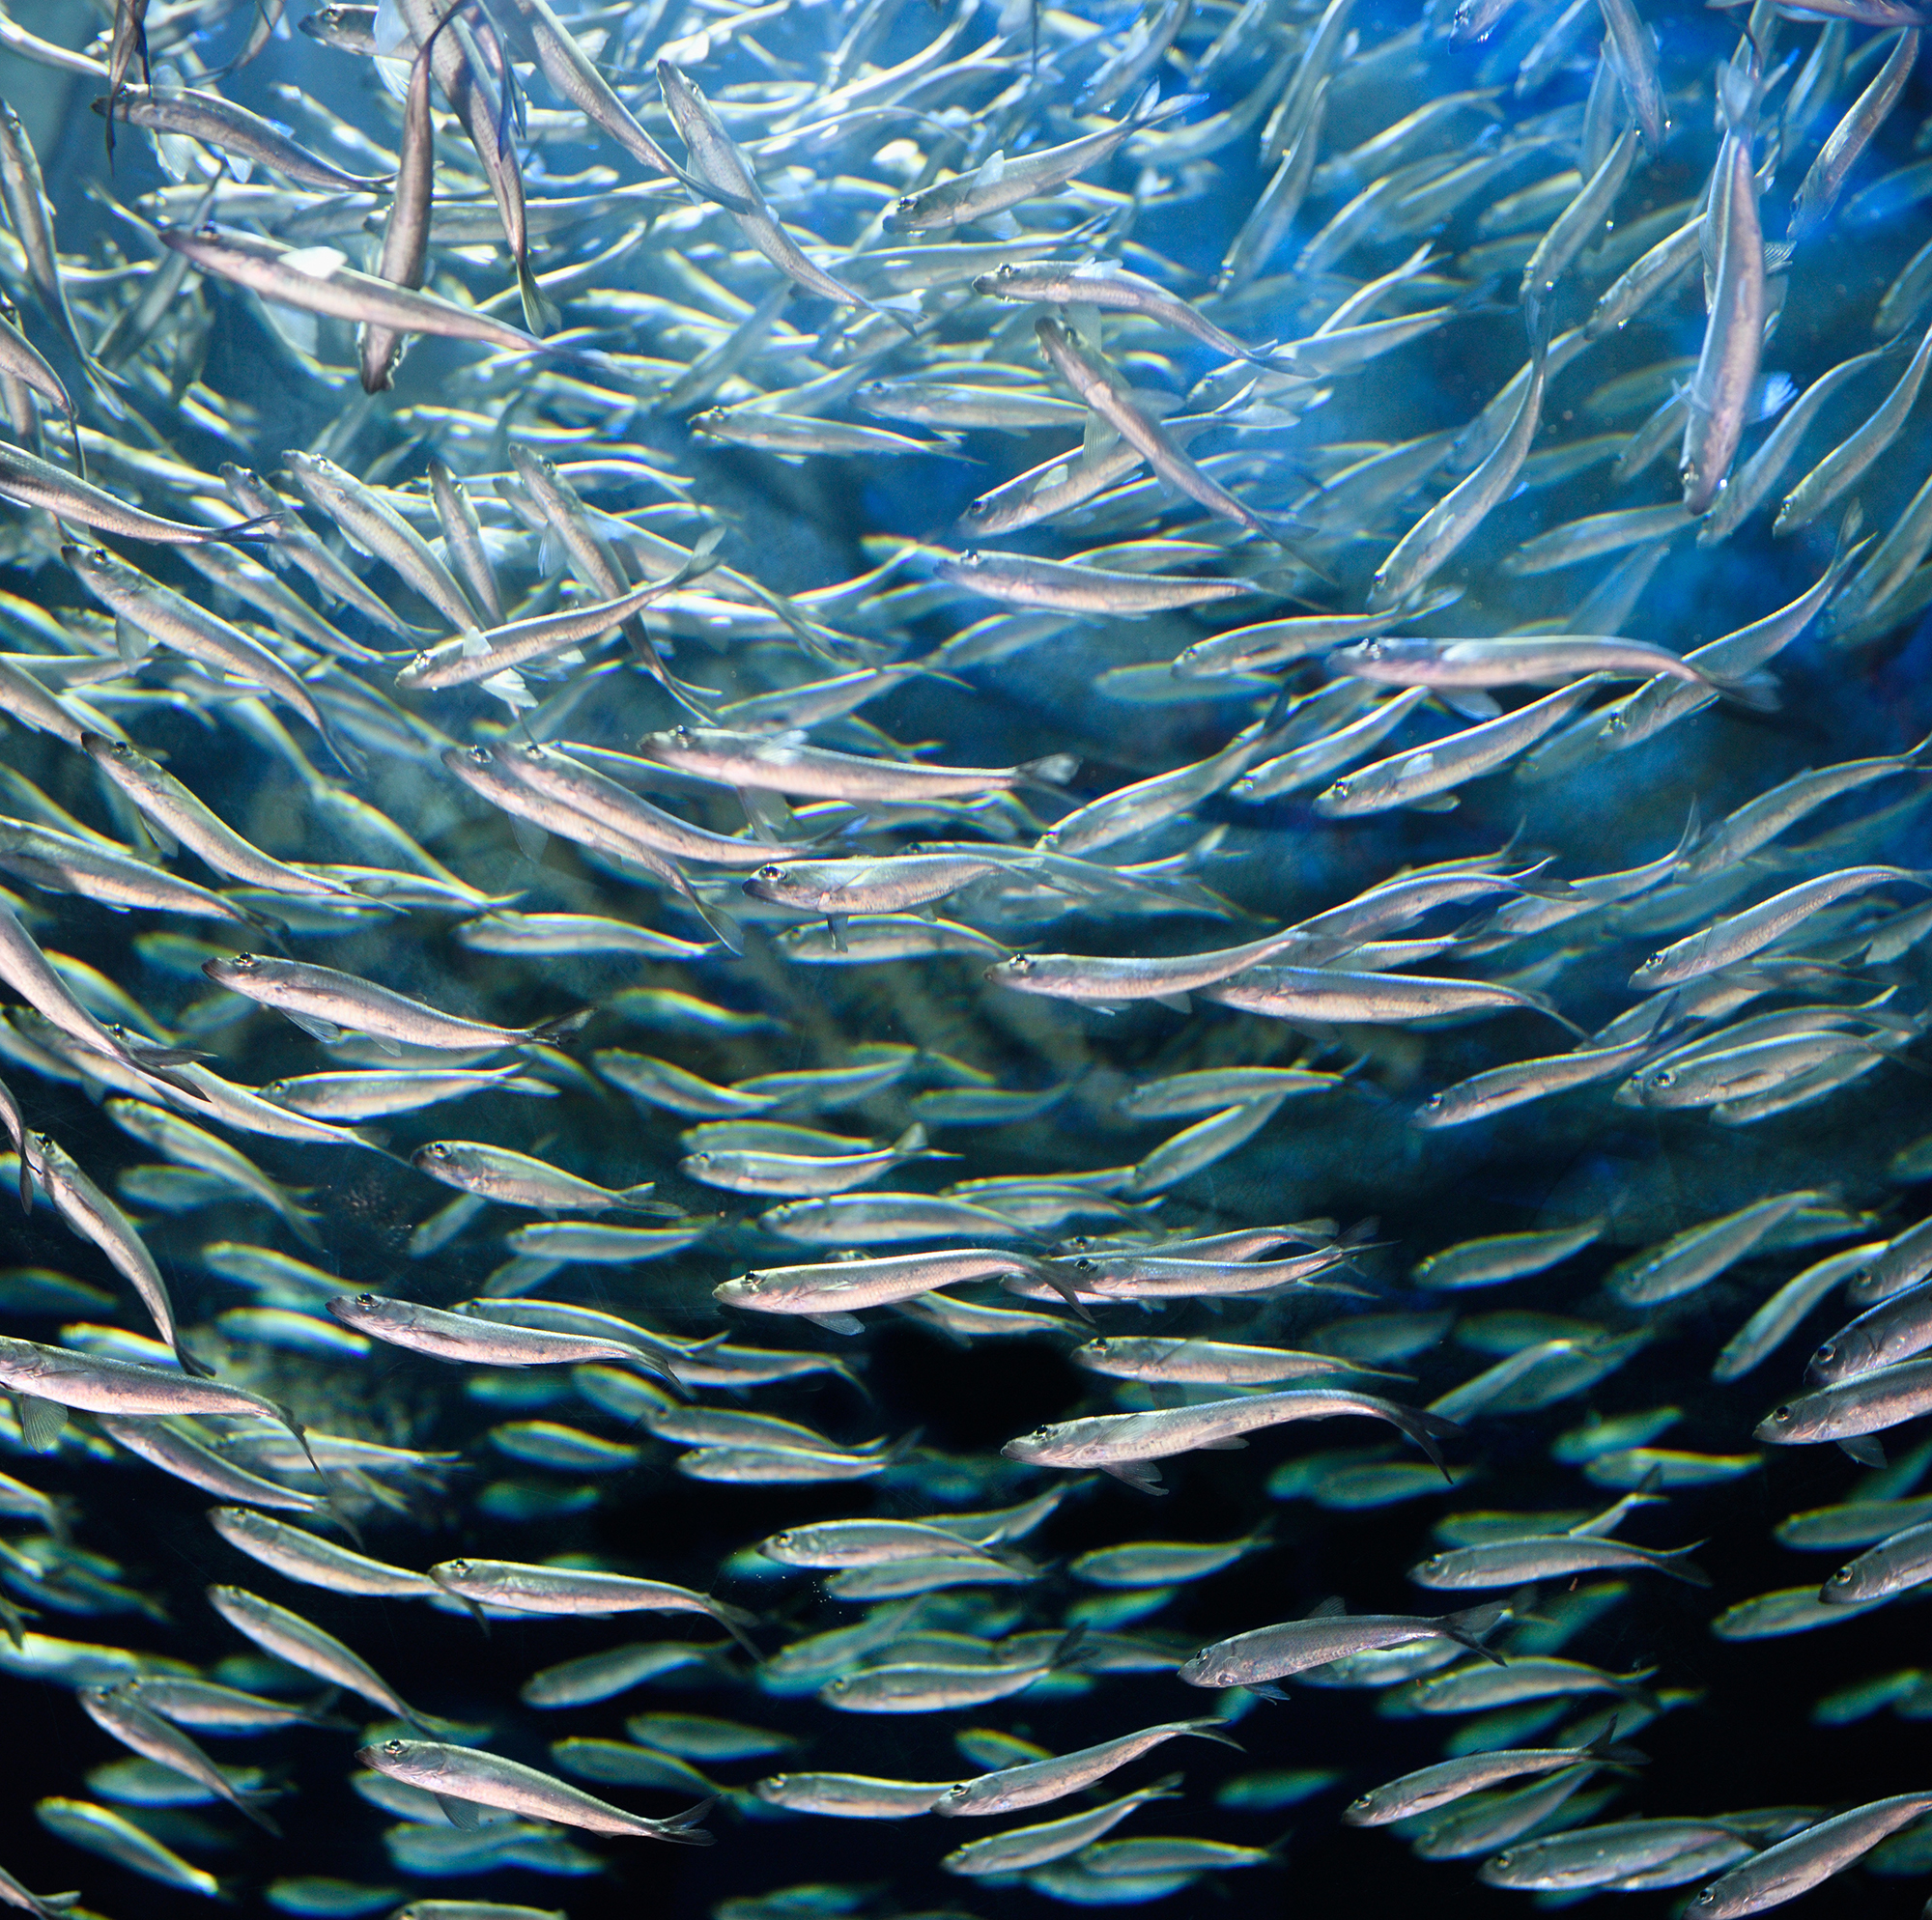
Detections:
0,0,1928,1913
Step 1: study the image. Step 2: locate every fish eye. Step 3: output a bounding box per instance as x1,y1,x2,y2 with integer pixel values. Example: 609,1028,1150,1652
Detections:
410,652,432,670
1649,1068,1675,1088
1492,1852,1513,1869
1815,1341,1836,1363
466,744,492,764
1827,1567,1853,1585
233,952,256,967
755,864,783,881
1330,779,1350,797
1770,1405,1794,1425
1348,1794,1371,1810
355,1292,377,1307
383,1738,405,1756
423,1144,450,1161
1009,954,1033,973
671,726,694,743
1074,1257,1096,1272
445,1559,469,1574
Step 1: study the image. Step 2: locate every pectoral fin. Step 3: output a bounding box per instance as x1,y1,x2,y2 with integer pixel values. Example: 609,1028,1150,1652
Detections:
434,1794,485,1832
15,1396,67,1453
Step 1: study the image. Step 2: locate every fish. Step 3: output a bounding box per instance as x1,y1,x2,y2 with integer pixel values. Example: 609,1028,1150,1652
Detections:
358,1737,713,1842
0,3,1928,1915
201,954,586,1052
1180,1594,1513,1691
1001,1389,1461,1493
932,1718,1242,1818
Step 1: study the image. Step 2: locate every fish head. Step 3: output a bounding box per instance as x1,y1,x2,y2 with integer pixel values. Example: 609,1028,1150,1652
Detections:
81,733,140,770
203,952,262,986
412,1143,456,1174
882,194,923,233
932,1781,975,1813
64,545,123,584
639,726,695,762
1752,1403,1800,1443
1822,1563,1861,1599
741,864,792,903
1176,1650,1236,1686
1804,1330,1870,1385
972,265,1022,299
1633,1064,1678,1104
713,1270,762,1305
999,1421,1066,1463
754,1776,790,1802
982,954,1034,987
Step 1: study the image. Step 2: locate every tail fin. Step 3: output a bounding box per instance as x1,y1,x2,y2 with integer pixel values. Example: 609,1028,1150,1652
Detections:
1397,1406,1463,1479
653,1796,716,1846
1179,1717,1245,1751
518,261,560,338
527,1006,596,1044
1652,1540,1714,1587
706,1597,762,1660
1017,752,1079,788
1440,1598,1511,1665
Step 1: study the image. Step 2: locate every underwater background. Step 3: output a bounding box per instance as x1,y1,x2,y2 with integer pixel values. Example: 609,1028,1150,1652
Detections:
0,0,1930,1916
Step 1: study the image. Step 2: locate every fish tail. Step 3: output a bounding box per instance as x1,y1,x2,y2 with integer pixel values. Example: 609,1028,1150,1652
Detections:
652,1796,717,1845
1653,1540,1714,1587
518,261,560,338
1442,1598,1512,1663
1179,1717,1245,1751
